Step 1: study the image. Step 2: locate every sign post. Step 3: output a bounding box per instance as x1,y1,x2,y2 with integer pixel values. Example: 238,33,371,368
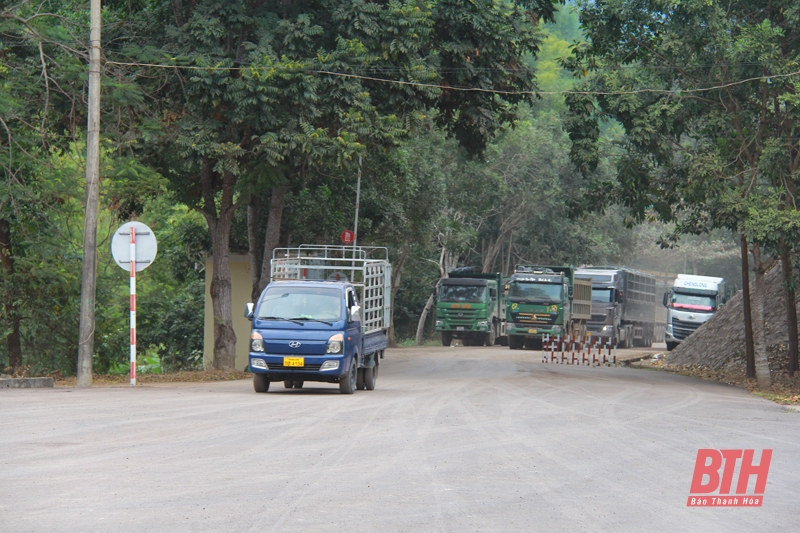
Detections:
111,222,157,386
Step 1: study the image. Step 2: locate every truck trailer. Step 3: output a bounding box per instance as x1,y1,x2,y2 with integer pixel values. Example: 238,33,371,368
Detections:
663,274,726,351
505,265,592,349
576,267,658,348
434,269,508,347
245,245,391,394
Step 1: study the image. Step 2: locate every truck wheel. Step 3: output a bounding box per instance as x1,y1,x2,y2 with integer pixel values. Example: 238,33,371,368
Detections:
339,360,357,394
253,374,270,393
364,360,377,390
485,328,496,347
356,368,366,390
509,335,523,350
441,332,452,346
666,341,677,351
283,380,294,389
293,381,304,389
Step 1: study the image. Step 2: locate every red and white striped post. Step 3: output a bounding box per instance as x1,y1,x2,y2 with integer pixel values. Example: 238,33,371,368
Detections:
130,227,136,386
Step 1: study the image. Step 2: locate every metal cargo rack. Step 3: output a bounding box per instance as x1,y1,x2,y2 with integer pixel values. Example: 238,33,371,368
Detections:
270,245,392,334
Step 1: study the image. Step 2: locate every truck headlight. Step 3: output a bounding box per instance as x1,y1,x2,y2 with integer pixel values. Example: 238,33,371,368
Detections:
665,325,673,335
552,325,562,333
250,358,267,369
326,333,344,354
601,325,614,332
435,320,444,327
320,360,340,371
477,321,488,328
250,331,264,352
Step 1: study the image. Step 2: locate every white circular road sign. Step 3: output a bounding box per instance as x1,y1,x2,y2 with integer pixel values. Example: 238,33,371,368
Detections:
111,221,157,272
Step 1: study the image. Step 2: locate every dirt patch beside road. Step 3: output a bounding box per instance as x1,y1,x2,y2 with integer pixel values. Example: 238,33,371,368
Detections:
639,345,800,405
54,370,251,386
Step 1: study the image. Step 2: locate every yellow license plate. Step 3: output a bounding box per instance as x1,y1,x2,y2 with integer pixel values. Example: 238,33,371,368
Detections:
283,357,304,367
528,328,538,334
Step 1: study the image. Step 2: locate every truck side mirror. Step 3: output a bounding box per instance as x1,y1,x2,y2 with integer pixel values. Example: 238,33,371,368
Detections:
245,302,254,320
568,286,574,299
662,293,669,307
616,290,624,303
349,305,362,323
489,288,497,299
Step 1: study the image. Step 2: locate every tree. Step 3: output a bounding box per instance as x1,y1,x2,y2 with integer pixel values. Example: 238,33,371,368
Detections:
565,0,800,382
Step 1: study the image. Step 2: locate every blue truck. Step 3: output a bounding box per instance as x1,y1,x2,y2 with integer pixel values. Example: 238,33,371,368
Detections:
245,245,392,394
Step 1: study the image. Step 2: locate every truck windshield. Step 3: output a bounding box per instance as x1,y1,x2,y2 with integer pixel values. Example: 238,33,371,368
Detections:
669,292,715,311
592,288,613,302
257,286,342,321
509,282,561,302
439,285,486,302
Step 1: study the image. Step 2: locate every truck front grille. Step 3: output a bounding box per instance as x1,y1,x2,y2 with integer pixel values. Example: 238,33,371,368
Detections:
441,309,481,324
266,363,323,371
672,318,701,340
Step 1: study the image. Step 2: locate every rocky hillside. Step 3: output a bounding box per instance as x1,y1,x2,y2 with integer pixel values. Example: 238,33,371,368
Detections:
664,265,799,369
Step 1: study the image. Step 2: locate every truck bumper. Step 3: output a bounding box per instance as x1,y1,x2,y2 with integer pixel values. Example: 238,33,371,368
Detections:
506,324,562,337
249,353,349,382
435,321,489,334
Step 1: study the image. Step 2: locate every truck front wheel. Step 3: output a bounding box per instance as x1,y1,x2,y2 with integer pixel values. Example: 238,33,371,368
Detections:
441,332,452,346
339,360,357,394
253,373,270,393
666,341,677,351
509,335,523,350
485,328,496,347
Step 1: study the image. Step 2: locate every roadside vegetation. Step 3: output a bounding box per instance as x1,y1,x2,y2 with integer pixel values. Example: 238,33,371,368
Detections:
2,0,799,391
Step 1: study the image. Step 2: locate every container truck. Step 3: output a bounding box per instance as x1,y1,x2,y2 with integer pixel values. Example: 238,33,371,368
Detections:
663,274,726,351
576,267,658,348
434,268,508,347
245,245,391,394
505,266,592,349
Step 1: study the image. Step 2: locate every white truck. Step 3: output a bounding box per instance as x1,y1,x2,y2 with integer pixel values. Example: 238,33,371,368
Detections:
663,274,726,351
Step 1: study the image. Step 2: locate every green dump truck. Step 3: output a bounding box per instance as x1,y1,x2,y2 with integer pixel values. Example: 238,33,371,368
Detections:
435,269,508,347
505,265,592,349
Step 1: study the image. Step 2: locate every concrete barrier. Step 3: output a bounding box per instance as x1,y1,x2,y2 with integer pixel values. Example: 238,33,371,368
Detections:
0,377,55,388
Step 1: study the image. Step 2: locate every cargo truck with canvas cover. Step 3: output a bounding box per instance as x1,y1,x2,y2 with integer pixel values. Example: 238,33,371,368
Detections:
245,245,391,394
663,274,726,351
434,269,508,347
575,267,658,348
505,266,592,350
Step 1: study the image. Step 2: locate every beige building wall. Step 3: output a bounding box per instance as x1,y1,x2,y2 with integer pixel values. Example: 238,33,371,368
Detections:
203,254,254,371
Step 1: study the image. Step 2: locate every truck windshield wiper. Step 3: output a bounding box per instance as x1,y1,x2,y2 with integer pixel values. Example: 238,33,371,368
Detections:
289,317,333,326
258,316,305,325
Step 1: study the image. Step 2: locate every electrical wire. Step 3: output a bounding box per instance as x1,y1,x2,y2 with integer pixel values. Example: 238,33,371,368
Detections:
104,60,800,97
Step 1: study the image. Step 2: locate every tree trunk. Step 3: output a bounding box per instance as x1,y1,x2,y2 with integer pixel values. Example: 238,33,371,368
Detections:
247,195,263,302
415,293,435,346
207,215,237,370
0,219,22,371
779,240,799,375
258,182,288,294
741,233,755,378
200,163,241,370
387,246,411,347
751,244,771,389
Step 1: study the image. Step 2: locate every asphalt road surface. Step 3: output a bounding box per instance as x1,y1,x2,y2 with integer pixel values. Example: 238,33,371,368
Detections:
2,345,799,532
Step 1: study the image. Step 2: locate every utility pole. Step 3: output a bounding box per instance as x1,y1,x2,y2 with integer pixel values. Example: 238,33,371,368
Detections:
77,0,102,387
353,154,362,250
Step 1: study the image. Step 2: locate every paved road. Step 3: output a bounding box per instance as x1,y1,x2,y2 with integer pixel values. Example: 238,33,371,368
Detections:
2,346,798,532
